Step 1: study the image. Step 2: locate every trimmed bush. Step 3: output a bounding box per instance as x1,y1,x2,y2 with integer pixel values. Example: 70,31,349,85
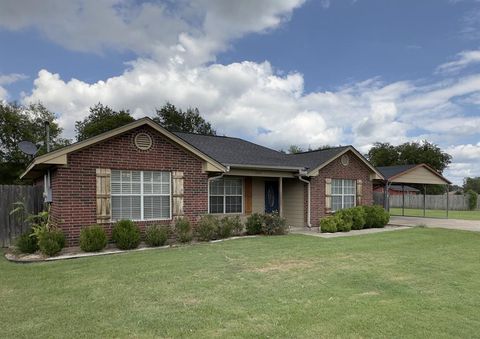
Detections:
16,231,38,254
80,225,107,252
38,229,65,256
245,213,264,235
112,219,141,250
145,224,168,247
350,206,366,230
262,212,288,235
196,215,220,241
175,217,193,243
335,209,353,232
320,216,338,233
223,216,244,236
217,217,234,239
466,189,478,211
363,205,390,228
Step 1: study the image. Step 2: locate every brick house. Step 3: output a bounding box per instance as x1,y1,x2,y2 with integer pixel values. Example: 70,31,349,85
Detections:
21,118,384,245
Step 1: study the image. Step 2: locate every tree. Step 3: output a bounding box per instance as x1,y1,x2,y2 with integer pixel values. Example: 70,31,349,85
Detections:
153,102,216,135
0,102,69,184
287,145,304,154
367,141,451,173
75,103,135,141
464,177,480,194
367,142,399,167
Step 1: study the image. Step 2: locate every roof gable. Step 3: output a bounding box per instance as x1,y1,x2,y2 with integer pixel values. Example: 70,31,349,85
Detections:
377,164,451,184
21,118,226,179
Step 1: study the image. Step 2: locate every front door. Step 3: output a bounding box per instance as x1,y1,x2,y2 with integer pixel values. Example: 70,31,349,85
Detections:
265,181,279,213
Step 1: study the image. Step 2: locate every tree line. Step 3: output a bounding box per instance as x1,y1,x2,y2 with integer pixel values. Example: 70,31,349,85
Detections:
1,100,478,193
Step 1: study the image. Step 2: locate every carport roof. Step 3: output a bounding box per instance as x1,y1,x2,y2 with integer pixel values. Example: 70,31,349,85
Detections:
376,164,451,185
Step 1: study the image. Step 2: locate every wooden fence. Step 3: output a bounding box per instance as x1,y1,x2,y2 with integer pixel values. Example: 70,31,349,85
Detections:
0,185,44,247
373,192,480,211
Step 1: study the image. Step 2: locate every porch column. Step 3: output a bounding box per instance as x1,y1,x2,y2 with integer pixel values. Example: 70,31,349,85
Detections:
279,177,283,217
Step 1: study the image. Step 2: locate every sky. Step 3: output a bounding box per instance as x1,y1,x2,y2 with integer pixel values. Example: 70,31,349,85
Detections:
0,0,480,185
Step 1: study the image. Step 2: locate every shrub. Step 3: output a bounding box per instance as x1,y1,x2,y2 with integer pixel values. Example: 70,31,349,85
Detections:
38,228,65,256
224,216,244,236
466,189,478,211
363,205,390,228
80,225,107,252
262,212,288,235
320,216,338,233
245,213,264,235
196,215,219,241
145,224,168,247
350,206,366,230
335,209,353,232
15,231,38,254
112,219,141,250
175,217,193,243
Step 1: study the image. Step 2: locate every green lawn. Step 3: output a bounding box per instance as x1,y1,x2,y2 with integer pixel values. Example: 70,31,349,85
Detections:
390,207,480,220
2,229,480,338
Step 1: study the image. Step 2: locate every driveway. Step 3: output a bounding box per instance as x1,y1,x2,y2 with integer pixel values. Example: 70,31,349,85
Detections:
389,216,480,232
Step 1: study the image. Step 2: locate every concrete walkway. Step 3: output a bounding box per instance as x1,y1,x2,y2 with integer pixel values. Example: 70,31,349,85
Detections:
290,225,410,238
389,216,480,232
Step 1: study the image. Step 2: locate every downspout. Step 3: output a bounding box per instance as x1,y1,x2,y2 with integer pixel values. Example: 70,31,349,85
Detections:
297,170,311,228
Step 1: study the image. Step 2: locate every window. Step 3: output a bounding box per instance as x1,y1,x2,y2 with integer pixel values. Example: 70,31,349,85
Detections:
331,179,356,211
111,170,171,221
209,177,243,214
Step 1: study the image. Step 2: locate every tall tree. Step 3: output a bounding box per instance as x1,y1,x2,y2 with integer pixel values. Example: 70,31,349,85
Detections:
75,103,135,141
367,141,451,173
153,102,216,135
287,145,304,154
0,102,69,184
464,177,480,194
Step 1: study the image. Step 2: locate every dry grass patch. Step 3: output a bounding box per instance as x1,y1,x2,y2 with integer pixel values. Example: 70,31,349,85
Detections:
250,259,314,273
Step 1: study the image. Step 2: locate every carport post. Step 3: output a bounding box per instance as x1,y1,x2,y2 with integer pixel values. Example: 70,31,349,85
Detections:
423,184,426,217
446,184,449,219
402,183,405,216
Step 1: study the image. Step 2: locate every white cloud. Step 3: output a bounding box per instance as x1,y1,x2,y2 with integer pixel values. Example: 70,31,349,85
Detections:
0,0,304,65
2,0,479,185
436,50,480,73
0,73,28,100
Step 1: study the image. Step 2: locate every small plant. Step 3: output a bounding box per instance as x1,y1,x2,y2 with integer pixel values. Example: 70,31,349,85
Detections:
38,228,65,256
466,189,478,211
335,209,353,232
262,212,288,235
350,206,366,230
15,231,39,254
217,216,239,239
80,225,107,252
320,216,338,233
112,219,141,250
145,224,168,247
362,205,390,228
196,215,219,241
245,213,264,235
175,217,193,243
223,216,244,236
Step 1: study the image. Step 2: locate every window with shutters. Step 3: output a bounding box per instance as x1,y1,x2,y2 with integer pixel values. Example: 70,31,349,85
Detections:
111,170,171,221
331,179,356,211
209,177,243,214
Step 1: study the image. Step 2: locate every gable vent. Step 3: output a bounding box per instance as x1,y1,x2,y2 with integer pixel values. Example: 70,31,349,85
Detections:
134,133,153,151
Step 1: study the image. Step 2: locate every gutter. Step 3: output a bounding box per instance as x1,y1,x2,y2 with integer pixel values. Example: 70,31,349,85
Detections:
297,169,311,228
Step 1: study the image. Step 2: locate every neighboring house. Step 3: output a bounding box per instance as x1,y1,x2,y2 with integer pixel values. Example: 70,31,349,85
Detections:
21,118,383,245
373,184,419,196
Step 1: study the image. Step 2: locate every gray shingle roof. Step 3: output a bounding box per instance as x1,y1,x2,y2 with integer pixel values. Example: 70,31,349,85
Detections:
173,132,351,171
376,164,417,180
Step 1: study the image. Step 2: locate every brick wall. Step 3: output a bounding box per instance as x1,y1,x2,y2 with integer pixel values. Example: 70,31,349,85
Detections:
50,126,209,245
308,150,374,227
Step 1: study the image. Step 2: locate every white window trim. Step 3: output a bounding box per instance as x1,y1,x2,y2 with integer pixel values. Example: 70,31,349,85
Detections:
208,177,244,214
331,179,356,212
111,170,172,222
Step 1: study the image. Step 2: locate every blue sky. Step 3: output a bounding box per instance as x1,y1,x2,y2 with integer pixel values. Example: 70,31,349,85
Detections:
0,0,480,184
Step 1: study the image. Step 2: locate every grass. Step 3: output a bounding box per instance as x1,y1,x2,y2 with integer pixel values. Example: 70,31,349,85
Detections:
1,229,480,338
390,207,480,220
